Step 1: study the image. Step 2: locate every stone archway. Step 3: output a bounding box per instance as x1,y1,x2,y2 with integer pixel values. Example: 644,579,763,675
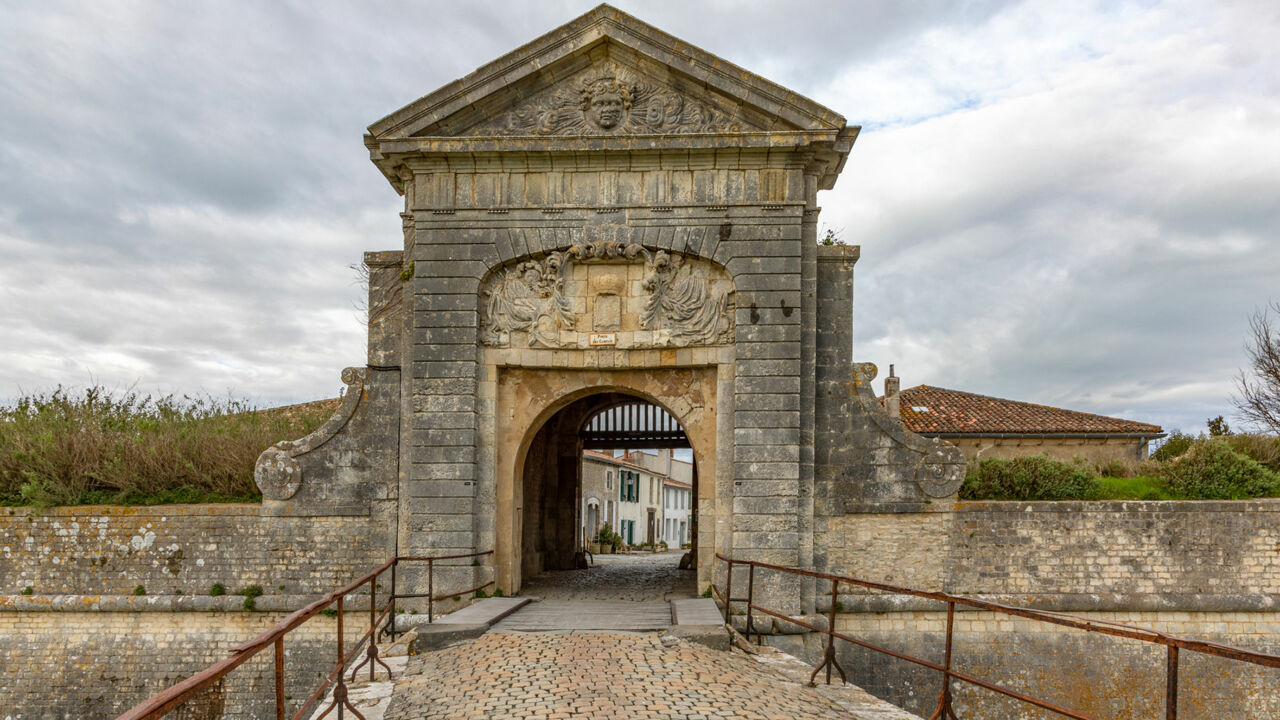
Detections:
493,367,720,595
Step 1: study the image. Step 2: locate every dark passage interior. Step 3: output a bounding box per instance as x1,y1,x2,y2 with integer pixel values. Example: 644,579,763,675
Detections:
520,392,696,581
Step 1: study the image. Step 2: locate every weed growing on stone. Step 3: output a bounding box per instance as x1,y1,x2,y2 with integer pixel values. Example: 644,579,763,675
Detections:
133,585,146,596
21,586,32,595
209,583,226,597
237,584,264,610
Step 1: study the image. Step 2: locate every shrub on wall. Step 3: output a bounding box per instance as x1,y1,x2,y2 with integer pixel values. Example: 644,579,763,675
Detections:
1151,431,1196,462
960,456,1102,501
0,387,334,506
1223,433,1280,471
1155,439,1280,499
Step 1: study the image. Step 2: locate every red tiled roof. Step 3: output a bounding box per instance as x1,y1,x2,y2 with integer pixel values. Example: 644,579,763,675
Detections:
582,449,663,475
891,385,1163,436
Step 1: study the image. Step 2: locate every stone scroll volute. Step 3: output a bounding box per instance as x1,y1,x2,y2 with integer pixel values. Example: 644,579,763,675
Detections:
253,367,366,501
479,240,735,350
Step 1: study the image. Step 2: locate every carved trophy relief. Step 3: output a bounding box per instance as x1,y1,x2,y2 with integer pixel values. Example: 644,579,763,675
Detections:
466,64,745,137
479,254,576,348
479,239,734,349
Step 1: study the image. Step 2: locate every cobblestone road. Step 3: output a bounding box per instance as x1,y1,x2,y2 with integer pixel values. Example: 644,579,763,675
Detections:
383,632,863,720
517,551,696,601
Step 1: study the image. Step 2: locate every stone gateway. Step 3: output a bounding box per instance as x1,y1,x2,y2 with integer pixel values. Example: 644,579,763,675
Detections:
256,4,965,612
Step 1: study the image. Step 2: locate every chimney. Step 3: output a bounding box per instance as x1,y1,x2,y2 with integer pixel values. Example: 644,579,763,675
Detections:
884,364,900,419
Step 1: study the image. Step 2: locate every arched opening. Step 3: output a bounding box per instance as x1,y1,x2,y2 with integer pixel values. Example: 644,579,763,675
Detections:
516,391,698,599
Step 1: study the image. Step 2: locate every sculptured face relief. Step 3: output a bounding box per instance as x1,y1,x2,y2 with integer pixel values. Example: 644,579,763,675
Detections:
580,76,632,131
589,91,624,129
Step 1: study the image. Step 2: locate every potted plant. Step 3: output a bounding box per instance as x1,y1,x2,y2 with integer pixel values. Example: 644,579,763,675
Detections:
595,523,620,555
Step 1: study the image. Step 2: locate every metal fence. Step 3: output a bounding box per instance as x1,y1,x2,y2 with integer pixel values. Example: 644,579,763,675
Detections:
713,553,1280,720
115,550,493,720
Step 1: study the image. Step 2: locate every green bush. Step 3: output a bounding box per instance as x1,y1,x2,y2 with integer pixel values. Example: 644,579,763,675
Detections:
1095,458,1136,478
1155,440,1280,500
1223,433,1280,471
1151,431,1195,462
0,387,333,506
960,456,1101,501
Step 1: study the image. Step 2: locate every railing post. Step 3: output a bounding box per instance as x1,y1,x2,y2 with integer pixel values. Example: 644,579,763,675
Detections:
723,558,734,625
389,560,398,641
274,637,285,720
1166,645,1179,719
427,558,435,624
808,577,846,687
825,577,836,685
336,595,345,720
745,562,756,643
929,601,957,720
368,577,377,682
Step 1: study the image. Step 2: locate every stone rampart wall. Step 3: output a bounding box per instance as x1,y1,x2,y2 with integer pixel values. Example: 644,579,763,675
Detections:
1,610,364,719
0,505,385,717
823,610,1280,719
827,500,1280,607
808,500,1280,718
0,504,383,597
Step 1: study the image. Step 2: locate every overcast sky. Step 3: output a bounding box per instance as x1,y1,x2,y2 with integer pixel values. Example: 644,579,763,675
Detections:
2,0,1278,435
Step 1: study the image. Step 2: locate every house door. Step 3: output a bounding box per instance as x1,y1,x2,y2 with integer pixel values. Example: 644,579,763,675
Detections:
646,508,656,546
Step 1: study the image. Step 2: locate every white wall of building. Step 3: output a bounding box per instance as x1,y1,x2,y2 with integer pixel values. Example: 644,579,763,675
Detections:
662,481,691,547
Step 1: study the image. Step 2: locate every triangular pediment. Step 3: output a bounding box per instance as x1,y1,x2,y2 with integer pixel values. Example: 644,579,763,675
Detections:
367,4,846,140
459,57,777,137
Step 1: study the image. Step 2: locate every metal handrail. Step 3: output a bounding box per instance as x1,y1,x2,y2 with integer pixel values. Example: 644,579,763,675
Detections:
115,550,494,720
714,553,1280,720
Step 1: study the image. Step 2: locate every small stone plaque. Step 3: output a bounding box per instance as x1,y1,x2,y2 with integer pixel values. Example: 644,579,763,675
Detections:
588,332,617,346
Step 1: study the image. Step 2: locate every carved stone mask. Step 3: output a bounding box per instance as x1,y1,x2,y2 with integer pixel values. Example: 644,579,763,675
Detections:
588,91,625,129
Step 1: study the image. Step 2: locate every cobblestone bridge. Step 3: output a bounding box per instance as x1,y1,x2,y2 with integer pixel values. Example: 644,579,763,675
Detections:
321,553,917,720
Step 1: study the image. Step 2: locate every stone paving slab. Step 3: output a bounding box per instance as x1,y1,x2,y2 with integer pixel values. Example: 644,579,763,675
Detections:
383,632,901,720
305,654,408,720
491,599,672,632
671,597,723,626
430,596,530,625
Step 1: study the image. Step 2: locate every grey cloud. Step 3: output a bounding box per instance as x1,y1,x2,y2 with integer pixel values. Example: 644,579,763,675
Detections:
2,0,1277,436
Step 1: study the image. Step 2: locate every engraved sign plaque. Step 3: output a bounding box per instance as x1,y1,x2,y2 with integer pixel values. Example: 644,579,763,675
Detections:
588,332,617,346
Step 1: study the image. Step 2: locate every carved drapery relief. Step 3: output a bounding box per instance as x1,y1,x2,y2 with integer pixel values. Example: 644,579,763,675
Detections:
466,64,743,136
641,250,732,346
479,240,734,349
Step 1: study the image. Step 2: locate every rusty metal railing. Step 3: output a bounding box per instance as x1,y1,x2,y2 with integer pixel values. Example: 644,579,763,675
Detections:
713,553,1280,720
115,550,493,720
